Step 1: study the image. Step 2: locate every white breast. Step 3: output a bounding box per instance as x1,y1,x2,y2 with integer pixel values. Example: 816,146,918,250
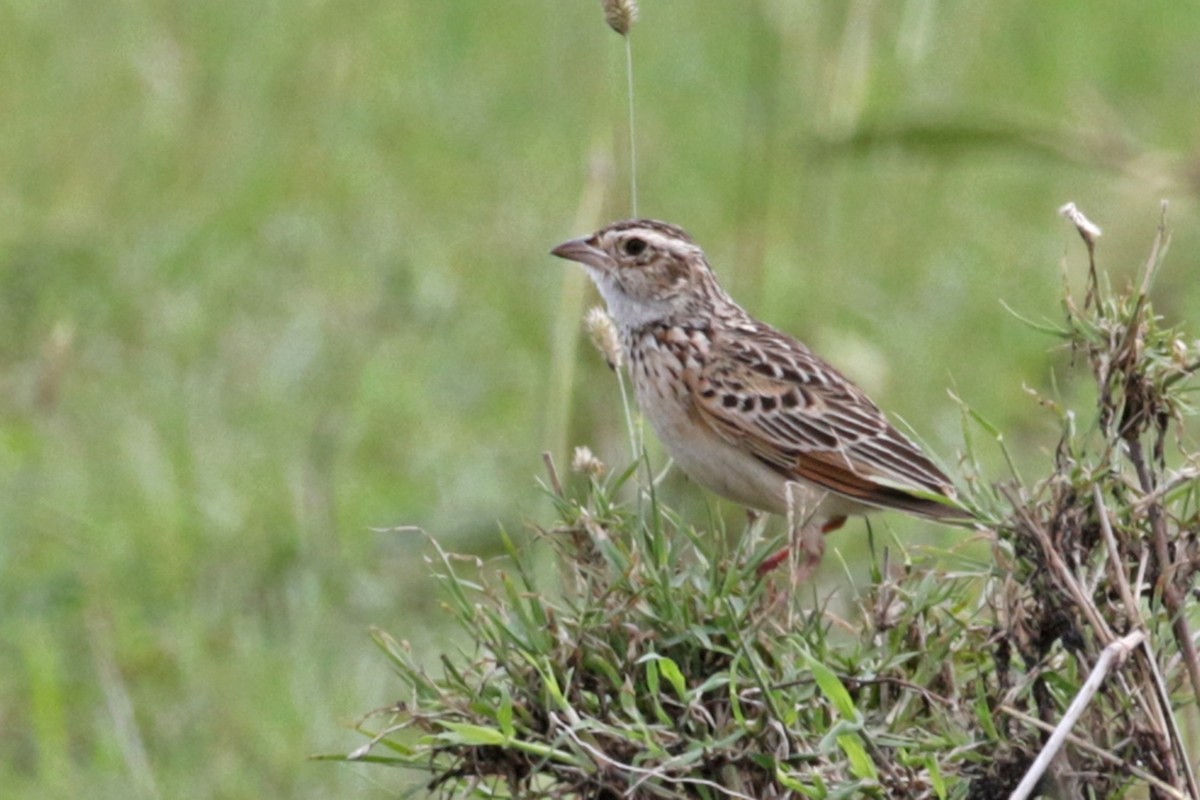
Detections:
627,344,786,515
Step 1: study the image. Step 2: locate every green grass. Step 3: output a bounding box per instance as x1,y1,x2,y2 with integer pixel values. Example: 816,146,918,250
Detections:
333,472,1003,798
2,2,1199,797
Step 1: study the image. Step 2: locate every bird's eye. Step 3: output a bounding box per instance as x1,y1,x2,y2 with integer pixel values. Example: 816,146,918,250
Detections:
622,237,647,257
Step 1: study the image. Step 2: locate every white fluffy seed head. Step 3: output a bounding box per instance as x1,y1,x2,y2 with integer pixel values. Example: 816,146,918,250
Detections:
571,446,608,478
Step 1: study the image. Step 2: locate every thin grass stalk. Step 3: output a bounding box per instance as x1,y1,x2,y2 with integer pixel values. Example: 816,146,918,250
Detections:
545,153,608,464
624,34,637,217
599,0,639,216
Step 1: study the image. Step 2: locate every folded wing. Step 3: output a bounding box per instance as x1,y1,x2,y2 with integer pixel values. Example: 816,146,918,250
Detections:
686,322,963,520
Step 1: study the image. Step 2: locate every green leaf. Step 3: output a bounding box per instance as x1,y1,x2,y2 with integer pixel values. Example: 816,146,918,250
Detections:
837,733,878,781
657,656,688,700
974,694,998,740
828,780,872,800
998,298,1070,337
524,654,571,713
928,753,947,800
497,685,515,738
436,722,507,746
644,656,660,695
583,653,621,689
804,653,858,721
727,654,746,727
637,653,687,700
776,766,823,797
641,658,673,726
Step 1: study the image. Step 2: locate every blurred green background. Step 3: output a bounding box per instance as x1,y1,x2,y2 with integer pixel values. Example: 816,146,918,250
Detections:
2,1,1198,797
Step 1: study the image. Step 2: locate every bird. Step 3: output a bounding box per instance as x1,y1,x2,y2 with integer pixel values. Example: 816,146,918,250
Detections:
551,218,966,578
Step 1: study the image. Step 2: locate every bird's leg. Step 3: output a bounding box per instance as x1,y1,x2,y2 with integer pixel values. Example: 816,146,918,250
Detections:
790,516,844,583
756,516,847,578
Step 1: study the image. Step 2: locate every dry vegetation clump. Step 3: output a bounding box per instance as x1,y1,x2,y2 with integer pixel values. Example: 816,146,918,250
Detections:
976,205,1200,799
325,208,1199,799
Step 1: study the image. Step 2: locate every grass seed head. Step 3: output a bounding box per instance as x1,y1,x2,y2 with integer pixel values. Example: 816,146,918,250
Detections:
585,306,623,370
601,0,639,36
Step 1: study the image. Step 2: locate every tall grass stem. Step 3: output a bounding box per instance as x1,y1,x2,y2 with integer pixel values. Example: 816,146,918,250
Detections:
624,36,638,217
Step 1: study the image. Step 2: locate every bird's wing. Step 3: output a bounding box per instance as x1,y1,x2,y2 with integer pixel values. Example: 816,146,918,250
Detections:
686,322,962,518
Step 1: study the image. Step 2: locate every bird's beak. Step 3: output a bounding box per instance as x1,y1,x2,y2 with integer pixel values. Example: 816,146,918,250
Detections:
550,236,607,270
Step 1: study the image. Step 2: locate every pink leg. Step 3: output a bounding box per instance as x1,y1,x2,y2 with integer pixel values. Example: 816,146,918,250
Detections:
756,516,847,577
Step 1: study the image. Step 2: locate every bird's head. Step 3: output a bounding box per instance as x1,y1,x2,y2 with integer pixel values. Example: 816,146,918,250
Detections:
551,219,724,329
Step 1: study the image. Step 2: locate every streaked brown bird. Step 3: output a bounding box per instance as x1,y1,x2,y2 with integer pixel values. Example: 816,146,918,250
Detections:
552,219,965,577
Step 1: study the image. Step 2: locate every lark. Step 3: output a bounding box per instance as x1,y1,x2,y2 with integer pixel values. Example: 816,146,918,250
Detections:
552,219,965,577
